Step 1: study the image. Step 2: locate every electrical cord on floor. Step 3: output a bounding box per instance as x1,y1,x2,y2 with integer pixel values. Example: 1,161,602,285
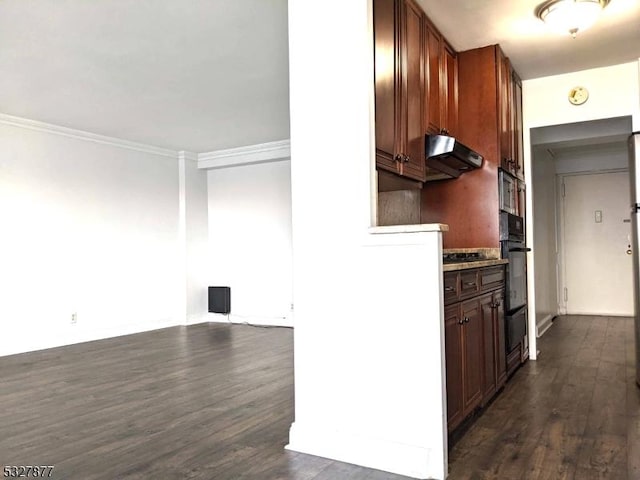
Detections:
224,313,292,329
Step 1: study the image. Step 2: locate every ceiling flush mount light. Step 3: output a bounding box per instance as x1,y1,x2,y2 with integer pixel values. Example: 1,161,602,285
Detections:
535,0,610,38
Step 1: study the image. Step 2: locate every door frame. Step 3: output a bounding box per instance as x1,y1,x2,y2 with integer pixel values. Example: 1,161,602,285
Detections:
556,168,629,315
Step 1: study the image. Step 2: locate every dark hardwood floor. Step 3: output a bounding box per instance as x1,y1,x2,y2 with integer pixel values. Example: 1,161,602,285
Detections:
0,324,410,480
1,316,638,479
448,315,640,480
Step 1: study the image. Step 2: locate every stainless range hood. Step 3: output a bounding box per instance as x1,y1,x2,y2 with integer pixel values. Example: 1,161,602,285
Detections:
425,134,483,181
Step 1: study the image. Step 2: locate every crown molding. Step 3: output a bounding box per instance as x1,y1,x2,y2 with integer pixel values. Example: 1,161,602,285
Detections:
178,151,199,162
197,139,291,169
0,112,179,158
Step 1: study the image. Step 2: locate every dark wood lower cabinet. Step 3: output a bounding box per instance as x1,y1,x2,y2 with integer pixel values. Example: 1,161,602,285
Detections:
480,290,507,405
461,299,483,413
494,289,507,387
445,299,483,432
444,266,506,433
480,293,497,404
444,304,464,430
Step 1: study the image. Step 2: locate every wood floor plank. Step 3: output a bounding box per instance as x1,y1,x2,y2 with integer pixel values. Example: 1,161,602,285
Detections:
574,434,627,480
448,315,639,480
2,316,639,480
0,323,418,480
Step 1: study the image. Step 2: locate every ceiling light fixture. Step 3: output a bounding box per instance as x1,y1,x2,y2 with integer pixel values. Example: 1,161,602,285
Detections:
535,0,610,38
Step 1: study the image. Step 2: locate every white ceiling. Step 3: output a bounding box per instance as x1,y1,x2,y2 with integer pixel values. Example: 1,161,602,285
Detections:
0,1,638,152
417,0,640,80
0,0,290,152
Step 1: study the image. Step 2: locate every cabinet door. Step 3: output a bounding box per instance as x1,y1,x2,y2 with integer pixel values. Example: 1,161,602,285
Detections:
373,0,399,173
441,41,458,137
494,289,507,388
424,22,441,135
461,299,483,414
444,304,464,431
480,293,496,404
497,48,513,174
398,0,425,181
512,71,524,180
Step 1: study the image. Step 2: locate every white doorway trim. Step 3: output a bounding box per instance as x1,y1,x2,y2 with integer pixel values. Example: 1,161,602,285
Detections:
556,168,630,315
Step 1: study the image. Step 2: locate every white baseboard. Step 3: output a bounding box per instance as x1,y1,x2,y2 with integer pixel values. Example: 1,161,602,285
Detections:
286,422,444,480
536,314,554,337
565,311,633,317
185,313,209,326
0,319,181,358
207,313,293,328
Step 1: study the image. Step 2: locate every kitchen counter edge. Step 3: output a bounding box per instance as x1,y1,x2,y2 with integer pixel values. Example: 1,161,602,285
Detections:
443,258,509,271
369,224,449,235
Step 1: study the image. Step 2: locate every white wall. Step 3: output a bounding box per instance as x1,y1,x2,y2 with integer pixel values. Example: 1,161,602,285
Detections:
181,153,209,325
555,144,629,174
206,160,293,326
286,0,447,478
523,60,640,358
531,148,558,334
0,117,187,357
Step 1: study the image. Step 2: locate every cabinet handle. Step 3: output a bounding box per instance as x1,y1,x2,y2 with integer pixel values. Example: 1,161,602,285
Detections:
444,286,455,292
495,301,501,307
394,154,403,162
458,319,464,325
464,282,477,287
464,317,470,323
403,155,410,163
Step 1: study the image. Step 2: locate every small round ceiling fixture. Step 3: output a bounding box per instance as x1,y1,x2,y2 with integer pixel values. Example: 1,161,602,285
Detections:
535,0,610,38
568,86,589,105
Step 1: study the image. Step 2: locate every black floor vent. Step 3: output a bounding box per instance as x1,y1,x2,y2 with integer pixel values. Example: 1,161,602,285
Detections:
208,286,231,314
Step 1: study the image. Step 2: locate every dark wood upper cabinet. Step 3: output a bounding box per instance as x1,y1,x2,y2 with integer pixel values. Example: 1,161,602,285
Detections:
512,71,524,180
423,23,458,138
497,49,525,179
441,41,458,137
498,49,512,174
401,0,426,180
374,0,399,173
424,22,441,135
373,0,425,182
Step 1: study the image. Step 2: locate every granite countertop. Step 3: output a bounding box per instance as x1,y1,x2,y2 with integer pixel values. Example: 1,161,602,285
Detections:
442,247,508,271
442,258,509,272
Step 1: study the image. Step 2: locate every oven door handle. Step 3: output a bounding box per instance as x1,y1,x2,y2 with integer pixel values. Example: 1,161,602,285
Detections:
508,247,532,252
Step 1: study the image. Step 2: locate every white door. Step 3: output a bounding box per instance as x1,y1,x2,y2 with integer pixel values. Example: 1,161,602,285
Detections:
562,171,633,315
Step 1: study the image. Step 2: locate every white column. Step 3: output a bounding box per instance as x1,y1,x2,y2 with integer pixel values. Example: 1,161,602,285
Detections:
178,151,209,326
286,0,447,478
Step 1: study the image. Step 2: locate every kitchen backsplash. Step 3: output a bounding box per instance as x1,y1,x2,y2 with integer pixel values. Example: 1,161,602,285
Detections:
377,189,421,226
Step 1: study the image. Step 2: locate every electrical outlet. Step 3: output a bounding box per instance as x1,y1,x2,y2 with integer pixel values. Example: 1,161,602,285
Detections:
290,303,294,311
71,312,77,325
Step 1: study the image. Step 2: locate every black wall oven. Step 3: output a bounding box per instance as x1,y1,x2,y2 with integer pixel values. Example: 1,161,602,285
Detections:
500,212,530,352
